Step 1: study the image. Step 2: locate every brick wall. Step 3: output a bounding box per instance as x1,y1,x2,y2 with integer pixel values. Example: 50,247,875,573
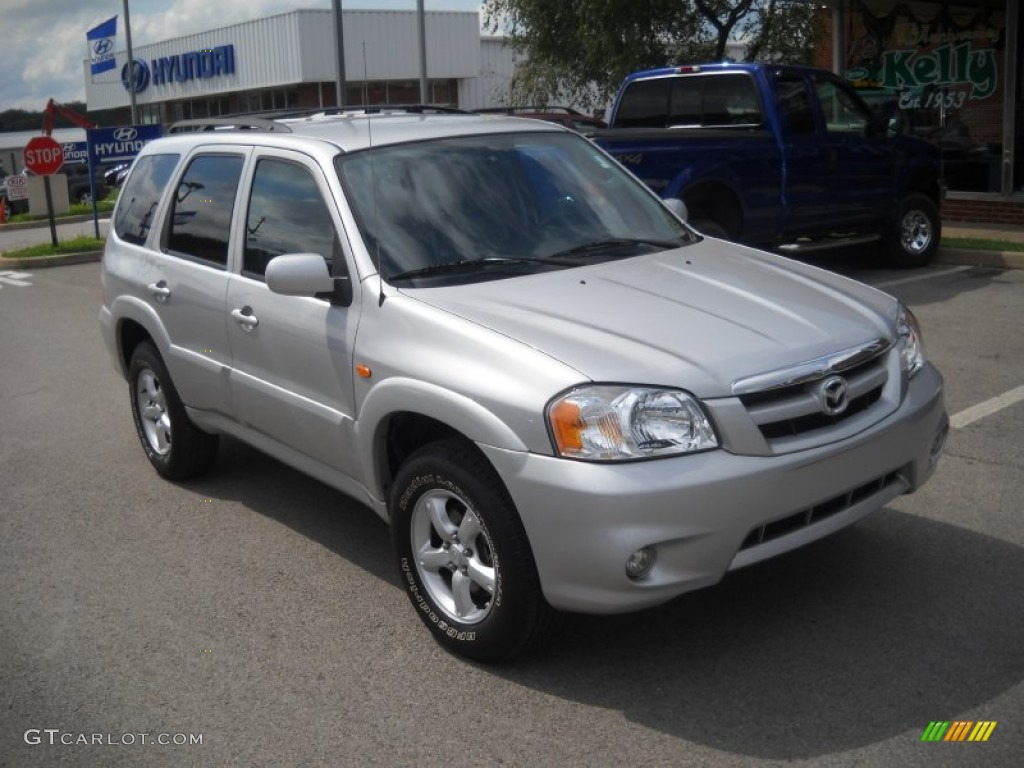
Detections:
943,198,1024,225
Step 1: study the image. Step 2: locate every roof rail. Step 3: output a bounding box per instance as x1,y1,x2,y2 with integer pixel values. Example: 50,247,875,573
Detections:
168,117,292,134
473,106,586,116
264,104,471,119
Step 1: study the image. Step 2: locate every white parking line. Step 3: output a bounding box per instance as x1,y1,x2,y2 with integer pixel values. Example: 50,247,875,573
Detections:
950,385,1024,429
874,265,972,289
0,270,33,288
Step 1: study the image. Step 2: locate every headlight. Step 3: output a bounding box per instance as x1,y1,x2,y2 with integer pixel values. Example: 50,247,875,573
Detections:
897,303,925,377
547,385,719,460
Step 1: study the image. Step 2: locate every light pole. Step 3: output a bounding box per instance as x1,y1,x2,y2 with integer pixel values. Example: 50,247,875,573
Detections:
333,0,346,107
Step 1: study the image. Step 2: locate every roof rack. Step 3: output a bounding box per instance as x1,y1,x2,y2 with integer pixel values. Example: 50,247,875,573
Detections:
169,117,292,134
256,104,471,120
472,106,588,116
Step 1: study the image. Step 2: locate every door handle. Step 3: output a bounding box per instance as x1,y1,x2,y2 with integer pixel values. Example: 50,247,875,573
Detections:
231,307,259,330
147,281,171,301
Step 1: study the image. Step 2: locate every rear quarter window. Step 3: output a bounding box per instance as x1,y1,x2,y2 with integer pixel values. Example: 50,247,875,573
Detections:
113,154,180,246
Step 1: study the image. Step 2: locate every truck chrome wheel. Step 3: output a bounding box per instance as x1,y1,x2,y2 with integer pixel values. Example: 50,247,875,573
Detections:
900,208,933,255
411,489,497,624
136,369,172,456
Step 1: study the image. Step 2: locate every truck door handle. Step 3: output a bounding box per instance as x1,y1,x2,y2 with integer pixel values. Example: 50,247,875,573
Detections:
147,281,171,301
231,307,259,331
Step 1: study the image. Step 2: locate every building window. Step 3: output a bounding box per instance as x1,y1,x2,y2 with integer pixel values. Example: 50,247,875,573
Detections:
844,0,1007,193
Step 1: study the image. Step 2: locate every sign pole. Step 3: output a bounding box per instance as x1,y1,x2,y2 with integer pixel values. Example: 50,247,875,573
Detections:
43,176,58,247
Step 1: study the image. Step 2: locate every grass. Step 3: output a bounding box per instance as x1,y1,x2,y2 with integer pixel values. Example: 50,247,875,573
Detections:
4,192,117,224
1,236,105,260
941,236,1024,253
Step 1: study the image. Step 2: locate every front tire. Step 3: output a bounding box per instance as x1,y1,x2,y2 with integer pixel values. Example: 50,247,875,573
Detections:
390,439,556,662
886,193,941,268
128,342,219,480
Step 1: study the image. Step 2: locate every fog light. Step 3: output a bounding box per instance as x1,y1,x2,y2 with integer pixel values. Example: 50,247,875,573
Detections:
625,546,656,581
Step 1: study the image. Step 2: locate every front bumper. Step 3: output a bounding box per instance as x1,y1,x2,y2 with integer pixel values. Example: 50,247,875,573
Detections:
480,363,946,614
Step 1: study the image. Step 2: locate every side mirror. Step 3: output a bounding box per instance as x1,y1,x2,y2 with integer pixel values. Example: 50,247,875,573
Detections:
663,197,688,222
266,253,353,307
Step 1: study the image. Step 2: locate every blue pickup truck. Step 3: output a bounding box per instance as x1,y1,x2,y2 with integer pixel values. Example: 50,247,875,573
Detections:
594,62,944,267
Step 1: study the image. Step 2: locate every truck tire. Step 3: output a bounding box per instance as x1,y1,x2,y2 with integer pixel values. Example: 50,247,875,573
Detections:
886,193,941,268
128,342,219,479
390,438,557,662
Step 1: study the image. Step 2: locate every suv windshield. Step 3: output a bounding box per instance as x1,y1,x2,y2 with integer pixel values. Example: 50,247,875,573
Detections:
336,132,692,285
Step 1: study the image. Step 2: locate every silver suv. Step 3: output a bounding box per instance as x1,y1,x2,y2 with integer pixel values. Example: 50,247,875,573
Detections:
100,111,948,661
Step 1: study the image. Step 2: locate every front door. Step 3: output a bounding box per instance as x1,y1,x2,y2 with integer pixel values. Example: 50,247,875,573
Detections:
224,150,361,478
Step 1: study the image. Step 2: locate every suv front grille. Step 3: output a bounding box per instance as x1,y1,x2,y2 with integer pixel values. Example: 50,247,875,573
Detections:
732,339,891,447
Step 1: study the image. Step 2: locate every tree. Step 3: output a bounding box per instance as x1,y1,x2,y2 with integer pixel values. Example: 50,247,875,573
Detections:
483,0,820,108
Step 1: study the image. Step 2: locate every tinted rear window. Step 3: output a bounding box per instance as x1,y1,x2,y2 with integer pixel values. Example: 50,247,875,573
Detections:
113,154,180,246
616,73,762,128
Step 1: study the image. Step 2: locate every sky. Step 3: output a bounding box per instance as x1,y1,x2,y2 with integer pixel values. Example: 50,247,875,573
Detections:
3,1,485,112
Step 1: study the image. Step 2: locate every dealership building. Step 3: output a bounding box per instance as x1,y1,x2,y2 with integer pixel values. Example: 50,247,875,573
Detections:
83,8,517,123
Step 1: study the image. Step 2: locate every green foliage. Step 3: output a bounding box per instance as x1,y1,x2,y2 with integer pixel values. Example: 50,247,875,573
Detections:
483,0,820,107
1,236,105,260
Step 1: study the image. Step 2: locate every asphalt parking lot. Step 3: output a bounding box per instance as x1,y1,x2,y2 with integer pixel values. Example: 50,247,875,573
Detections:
1,257,1021,767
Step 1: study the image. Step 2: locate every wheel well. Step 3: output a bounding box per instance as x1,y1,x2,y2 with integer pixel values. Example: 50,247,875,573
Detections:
118,319,153,372
377,413,477,501
681,183,743,238
904,173,943,207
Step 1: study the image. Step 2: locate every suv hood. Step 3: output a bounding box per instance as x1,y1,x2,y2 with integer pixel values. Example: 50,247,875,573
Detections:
404,241,897,397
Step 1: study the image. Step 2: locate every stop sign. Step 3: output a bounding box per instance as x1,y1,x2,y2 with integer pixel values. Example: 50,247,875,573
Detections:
24,136,64,175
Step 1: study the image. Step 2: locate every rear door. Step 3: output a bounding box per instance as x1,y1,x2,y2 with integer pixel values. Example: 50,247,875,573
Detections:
771,71,832,238
136,149,247,416
224,149,361,478
809,73,895,229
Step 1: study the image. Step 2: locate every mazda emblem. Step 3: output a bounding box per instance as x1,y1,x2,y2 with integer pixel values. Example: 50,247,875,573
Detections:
820,376,849,416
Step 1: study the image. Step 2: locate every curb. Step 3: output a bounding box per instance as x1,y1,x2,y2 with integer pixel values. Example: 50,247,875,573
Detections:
935,247,1024,270
0,251,103,269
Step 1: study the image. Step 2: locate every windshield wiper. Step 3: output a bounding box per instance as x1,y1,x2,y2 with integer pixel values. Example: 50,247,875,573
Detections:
387,256,571,282
546,238,686,261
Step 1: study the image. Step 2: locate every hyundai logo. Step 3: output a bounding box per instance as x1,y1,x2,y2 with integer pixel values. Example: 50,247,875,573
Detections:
121,58,151,93
93,39,113,56
113,127,138,142
819,376,850,416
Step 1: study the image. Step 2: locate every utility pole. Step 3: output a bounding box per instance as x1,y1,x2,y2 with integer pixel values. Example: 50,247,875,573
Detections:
333,0,346,107
123,0,138,123
418,0,428,103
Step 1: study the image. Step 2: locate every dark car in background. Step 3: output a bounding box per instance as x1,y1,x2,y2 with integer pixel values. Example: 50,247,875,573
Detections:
14,163,110,212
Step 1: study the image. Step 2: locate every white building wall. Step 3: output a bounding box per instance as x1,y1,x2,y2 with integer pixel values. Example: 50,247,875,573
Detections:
458,37,524,110
85,9,483,111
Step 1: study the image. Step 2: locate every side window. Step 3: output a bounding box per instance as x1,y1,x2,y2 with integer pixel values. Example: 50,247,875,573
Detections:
166,154,244,267
814,78,870,135
615,79,670,128
113,154,180,245
775,74,816,136
701,75,762,126
243,158,340,279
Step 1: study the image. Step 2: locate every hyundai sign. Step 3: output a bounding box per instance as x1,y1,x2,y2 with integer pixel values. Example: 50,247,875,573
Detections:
87,124,164,165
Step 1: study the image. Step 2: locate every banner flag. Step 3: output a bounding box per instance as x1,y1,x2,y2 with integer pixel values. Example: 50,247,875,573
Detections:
87,16,118,76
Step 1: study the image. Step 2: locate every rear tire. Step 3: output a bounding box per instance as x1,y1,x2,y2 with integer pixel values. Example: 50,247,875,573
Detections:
886,193,941,268
691,219,730,239
390,438,557,662
128,342,219,480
